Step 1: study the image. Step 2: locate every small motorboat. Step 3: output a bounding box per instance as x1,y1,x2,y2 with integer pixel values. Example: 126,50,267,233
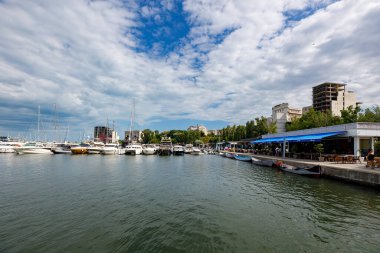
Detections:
276,161,321,177
225,152,235,158
251,157,274,167
191,147,202,155
173,145,185,155
142,144,157,155
234,154,252,162
51,144,72,154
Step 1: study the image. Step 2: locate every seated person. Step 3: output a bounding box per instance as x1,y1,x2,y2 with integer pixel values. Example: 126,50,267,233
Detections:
366,149,375,169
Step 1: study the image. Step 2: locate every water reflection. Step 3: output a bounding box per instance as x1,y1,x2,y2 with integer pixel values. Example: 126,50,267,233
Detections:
0,154,379,252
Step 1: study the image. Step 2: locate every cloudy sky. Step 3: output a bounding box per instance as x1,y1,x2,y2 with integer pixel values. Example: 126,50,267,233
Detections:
0,0,379,140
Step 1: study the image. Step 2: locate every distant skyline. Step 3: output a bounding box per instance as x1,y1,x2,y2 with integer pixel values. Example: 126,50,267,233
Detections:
1,0,380,140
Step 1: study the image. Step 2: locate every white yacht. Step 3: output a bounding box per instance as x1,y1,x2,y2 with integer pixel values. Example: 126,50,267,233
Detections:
158,137,173,156
101,143,119,155
142,144,157,155
125,143,143,155
191,147,202,155
14,142,52,154
88,142,105,154
173,145,185,156
184,144,193,154
0,142,23,153
51,143,72,154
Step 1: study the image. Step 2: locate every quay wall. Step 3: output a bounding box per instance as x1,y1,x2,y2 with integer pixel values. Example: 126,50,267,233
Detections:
248,154,380,188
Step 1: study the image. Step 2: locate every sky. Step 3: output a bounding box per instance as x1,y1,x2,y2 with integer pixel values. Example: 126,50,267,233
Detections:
0,0,380,141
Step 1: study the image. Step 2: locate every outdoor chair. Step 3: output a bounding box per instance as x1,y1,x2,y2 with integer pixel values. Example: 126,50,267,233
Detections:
346,156,354,164
334,156,343,163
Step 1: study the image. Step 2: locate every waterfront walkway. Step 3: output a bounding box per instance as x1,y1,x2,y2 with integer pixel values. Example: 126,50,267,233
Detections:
228,152,380,187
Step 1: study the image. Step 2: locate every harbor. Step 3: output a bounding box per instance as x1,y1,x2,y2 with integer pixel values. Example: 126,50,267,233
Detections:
1,154,380,252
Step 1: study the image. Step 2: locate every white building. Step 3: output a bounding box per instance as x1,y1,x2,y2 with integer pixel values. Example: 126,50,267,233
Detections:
187,125,208,135
269,103,303,133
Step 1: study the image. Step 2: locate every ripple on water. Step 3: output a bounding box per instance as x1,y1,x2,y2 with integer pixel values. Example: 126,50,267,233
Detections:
0,155,380,252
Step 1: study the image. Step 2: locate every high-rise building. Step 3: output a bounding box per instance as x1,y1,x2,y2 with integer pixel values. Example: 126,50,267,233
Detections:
94,126,113,143
312,82,359,116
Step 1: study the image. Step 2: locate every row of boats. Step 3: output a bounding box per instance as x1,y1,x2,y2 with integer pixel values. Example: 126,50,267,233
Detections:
221,152,321,177
0,138,209,156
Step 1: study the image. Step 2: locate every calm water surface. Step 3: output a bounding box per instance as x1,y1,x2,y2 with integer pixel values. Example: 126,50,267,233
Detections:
1,154,380,252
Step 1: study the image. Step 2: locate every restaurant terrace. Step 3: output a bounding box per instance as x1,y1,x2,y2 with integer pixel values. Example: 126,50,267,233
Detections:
251,122,380,162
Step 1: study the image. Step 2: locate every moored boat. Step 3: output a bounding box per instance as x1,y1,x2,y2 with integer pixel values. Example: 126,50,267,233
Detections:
87,142,105,154
191,147,202,155
101,143,119,155
142,144,157,155
275,161,321,177
184,144,193,154
173,145,185,155
71,143,90,154
125,143,143,155
251,157,274,167
158,137,173,156
14,142,52,154
234,154,252,162
0,142,23,153
225,152,235,158
51,143,72,154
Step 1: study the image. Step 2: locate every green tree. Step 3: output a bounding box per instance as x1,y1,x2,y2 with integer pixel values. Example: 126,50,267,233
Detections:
341,106,360,124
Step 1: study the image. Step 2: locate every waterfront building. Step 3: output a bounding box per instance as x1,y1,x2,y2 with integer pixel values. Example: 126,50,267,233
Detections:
125,130,143,143
268,103,302,133
252,122,380,158
312,82,360,116
187,125,208,135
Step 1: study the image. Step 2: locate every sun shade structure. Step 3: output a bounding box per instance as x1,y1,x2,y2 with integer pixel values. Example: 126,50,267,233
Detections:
251,131,346,144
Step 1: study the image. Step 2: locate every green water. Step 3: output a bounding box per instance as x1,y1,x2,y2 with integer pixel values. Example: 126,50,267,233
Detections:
0,154,379,252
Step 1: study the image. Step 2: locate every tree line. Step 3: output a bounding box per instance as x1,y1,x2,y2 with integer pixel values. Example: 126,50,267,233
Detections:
136,116,277,145
132,105,380,145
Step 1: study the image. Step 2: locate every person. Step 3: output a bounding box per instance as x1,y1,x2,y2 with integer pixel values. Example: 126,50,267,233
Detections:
366,149,375,169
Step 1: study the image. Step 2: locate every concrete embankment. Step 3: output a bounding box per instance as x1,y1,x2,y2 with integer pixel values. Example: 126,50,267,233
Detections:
240,153,380,188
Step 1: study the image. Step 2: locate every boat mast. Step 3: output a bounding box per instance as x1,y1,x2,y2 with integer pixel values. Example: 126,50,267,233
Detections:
106,118,109,144
37,105,40,142
128,99,135,143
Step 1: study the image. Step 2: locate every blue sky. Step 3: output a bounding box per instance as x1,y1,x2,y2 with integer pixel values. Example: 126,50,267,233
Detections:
0,0,379,141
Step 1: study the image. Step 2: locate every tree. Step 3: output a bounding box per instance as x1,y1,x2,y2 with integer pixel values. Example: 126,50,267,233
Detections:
341,106,360,124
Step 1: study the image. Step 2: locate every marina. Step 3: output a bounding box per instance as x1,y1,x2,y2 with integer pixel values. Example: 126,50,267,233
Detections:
1,154,379,252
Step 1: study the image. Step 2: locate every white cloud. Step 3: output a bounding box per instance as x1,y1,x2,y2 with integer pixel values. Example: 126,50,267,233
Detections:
0,0,379,138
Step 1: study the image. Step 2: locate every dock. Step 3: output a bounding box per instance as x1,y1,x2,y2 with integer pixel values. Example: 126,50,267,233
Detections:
227,152,380,188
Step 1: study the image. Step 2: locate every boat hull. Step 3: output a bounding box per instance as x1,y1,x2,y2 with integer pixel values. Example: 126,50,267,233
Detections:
251,157,274,167
16,148,52,154
71,148,88,154
234,155,252,162
158,149,172,156
142,148,156,155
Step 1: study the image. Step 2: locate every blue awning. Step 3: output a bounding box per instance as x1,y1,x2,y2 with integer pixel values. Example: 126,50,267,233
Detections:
251,131,346,144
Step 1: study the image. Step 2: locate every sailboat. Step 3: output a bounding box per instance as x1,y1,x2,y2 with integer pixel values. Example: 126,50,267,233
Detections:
125,99,143,155
14,106,52,155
